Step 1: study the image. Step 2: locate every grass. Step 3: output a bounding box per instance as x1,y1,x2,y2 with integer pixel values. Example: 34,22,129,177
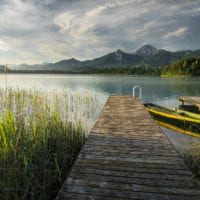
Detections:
184,143,200,180
0,88,100,200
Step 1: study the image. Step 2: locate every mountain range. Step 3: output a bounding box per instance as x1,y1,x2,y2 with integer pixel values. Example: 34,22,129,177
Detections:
13,45,200,72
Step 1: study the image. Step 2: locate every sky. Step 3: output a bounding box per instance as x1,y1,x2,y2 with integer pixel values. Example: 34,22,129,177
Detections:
0,0,200,64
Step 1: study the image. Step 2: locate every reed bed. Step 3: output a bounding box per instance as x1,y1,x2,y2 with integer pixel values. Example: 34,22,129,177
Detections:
0,88,100,200
184,143,200,180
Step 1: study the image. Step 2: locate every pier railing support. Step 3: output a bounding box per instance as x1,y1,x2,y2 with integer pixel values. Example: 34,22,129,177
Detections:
133,85,142,100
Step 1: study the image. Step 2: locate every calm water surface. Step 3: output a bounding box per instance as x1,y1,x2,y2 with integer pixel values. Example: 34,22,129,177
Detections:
1,74,200,153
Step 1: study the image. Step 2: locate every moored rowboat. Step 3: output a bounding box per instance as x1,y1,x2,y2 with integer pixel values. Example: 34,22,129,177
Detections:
144,103,200,137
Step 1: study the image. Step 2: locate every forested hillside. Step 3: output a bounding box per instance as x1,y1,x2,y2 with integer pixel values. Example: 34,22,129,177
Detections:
162,58,200,76
82,66,161,76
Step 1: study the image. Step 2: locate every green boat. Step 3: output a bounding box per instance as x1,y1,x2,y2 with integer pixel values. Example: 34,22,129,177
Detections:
179,104,200,114
144,103,200,137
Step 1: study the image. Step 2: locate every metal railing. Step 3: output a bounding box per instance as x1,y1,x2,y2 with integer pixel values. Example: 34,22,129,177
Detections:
133,85,142,100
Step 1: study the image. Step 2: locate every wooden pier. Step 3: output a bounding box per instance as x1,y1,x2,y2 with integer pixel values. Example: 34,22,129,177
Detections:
57,95,200,200
179,96,200,110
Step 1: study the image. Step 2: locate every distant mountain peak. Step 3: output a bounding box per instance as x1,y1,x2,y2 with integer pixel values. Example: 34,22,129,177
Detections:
115,49,125,61
56,58,80,65
135,44,159,56
116,49,124,54
68,58,79,62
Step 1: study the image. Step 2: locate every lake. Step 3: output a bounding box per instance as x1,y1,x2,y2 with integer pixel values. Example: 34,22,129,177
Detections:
1,74,200,153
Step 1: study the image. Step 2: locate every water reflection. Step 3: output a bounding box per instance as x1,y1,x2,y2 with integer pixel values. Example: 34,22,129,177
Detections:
2,74,199,102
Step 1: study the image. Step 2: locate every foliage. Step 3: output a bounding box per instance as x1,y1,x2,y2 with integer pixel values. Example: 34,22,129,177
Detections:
162,58,200,76
0,89,99,200
82,66,162,76
184,143,200,180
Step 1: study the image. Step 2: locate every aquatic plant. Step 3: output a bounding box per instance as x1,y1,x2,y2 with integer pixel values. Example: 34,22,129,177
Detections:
0,88,100,200
184,143,200,180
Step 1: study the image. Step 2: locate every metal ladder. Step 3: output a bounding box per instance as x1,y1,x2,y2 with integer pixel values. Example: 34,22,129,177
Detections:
133,85,142,100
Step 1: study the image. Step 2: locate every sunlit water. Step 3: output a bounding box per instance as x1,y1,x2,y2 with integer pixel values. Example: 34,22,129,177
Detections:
1,74,200,154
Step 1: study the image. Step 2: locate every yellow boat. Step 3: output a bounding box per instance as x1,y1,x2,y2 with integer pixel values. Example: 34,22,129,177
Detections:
144,103,200,137
156,120,200,138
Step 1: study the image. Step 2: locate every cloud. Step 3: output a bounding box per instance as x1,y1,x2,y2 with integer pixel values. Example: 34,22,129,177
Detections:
0,0,200,64
163,27,188,39
54,0,150,36
53,0,151,53
0,39,10,51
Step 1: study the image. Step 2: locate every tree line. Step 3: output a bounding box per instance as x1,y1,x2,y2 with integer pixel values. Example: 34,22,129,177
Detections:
162,58,200,76
83,57,200,76
82,66,162,76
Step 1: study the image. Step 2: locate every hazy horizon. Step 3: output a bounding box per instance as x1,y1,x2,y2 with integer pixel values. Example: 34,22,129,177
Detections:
3,44,200,68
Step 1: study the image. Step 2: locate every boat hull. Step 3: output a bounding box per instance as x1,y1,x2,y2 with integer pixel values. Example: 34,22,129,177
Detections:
144,103,200,137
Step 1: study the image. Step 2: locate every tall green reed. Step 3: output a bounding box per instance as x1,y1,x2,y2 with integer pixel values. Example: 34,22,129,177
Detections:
184,143,200,180
0,88,100,200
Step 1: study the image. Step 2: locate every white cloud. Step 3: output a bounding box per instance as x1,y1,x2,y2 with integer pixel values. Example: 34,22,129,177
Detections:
163,27,188,39
54,0,150,34
53,0,151,52
0,0,37,29
54,12,78,33
0,39,10,51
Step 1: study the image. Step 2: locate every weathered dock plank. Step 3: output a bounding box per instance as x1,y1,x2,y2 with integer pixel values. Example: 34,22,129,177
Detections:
57,95,200,199
179,96,200,110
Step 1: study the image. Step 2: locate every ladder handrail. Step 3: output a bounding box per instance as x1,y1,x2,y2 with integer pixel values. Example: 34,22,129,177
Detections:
133,85,142,100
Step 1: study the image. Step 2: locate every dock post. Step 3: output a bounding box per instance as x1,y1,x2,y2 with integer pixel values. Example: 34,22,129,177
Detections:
179,97,184,107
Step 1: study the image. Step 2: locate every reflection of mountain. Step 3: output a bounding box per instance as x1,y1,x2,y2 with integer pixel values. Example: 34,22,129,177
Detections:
15,45,200,72
167,78,200,96
58,76,176,103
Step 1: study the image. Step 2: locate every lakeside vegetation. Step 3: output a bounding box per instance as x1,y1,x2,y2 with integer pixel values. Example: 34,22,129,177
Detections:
0,88,99,199
184,144,200,180
81,66,162,76
82,58,200,77
162,58,200,77
0,66,162,76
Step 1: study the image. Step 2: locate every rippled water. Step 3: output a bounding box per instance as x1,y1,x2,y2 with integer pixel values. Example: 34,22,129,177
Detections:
1,74,200,153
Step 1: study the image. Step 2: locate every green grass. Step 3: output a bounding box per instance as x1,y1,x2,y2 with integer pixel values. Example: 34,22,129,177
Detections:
0,88,99,200
184,143,200,180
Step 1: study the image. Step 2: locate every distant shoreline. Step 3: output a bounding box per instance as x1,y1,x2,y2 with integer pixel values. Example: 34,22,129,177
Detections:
0,71,161,76
0,71,198,77
161,75,192,78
